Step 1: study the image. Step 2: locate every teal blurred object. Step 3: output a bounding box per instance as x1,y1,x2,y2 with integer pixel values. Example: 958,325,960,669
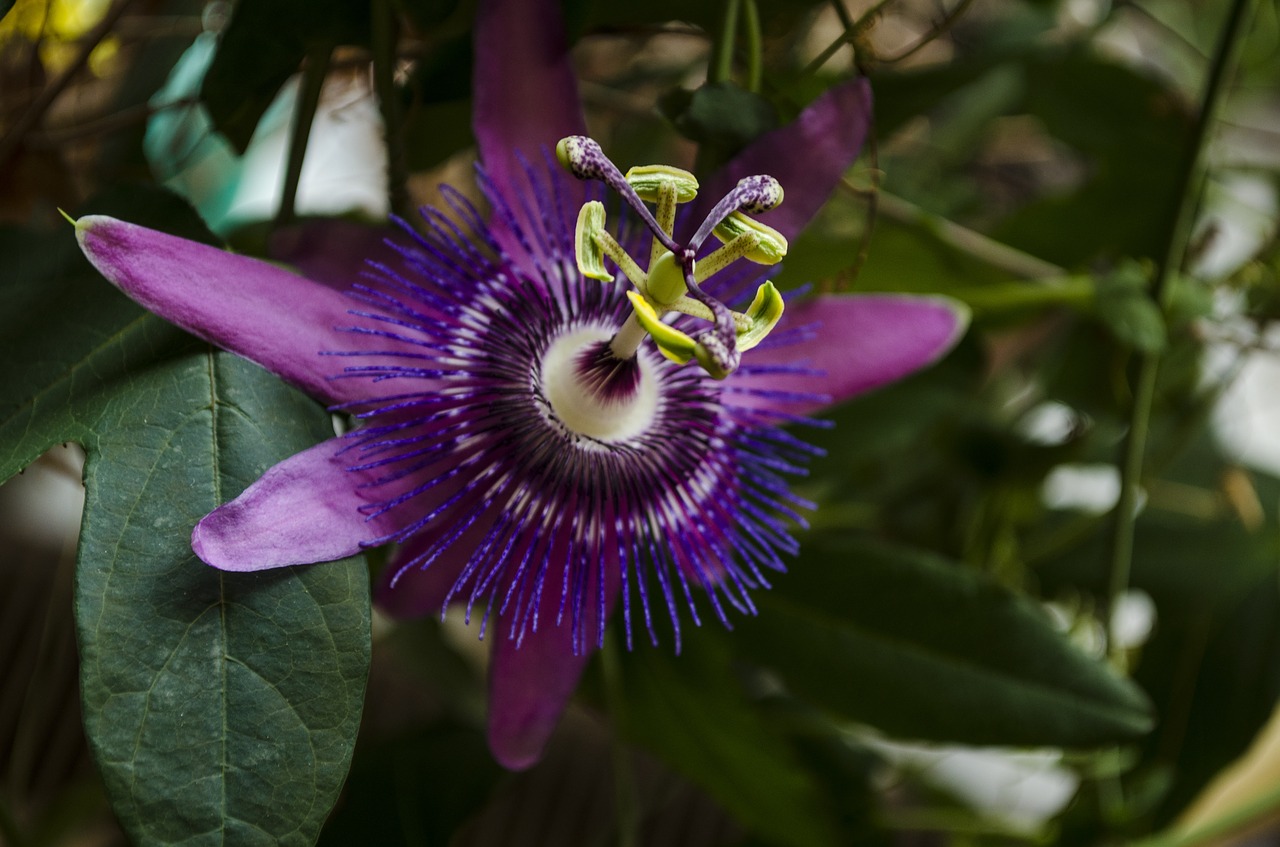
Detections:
144,32,388,236
143,33,242,234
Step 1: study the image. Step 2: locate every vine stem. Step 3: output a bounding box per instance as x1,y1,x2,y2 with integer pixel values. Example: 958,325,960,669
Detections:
372,0,411,221
274,44,332,229
851,184,1067,280
710,0,741,84
1104,0,1256,654
741,0,762,93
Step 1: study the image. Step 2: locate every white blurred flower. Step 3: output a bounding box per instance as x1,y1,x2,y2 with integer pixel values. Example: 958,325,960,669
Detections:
867,738,1079,836
1042,463,1123,513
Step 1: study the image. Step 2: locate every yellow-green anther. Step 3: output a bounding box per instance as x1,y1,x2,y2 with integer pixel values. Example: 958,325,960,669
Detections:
646,251,688,306
624,165,699,204
627,291,696,364
712,211,788,264
574,201,614,282
735,281,785,352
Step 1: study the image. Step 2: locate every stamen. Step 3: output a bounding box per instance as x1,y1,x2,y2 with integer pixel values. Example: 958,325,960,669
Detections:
625,164,698,268
557,135,790,379
573,202,647,289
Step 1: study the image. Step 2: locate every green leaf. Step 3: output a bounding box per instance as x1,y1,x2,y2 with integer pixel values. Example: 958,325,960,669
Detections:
0,199,369,846
737,537,1153,747
1095,261,1167,354
618,636,840,847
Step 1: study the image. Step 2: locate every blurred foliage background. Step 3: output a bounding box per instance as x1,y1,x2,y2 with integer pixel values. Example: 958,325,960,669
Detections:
2,0,1280,844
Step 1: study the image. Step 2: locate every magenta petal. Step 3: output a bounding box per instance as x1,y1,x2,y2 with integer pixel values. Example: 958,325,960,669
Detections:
192,438,398,571
473,0,586,190
487,633,590,770
76,215,417,406
741,294,970,417
693,77,872,241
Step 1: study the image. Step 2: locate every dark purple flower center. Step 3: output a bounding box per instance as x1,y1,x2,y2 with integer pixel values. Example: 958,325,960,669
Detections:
573,340,643,405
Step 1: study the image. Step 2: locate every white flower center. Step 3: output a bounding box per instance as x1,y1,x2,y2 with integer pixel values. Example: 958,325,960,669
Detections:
542,327,658,442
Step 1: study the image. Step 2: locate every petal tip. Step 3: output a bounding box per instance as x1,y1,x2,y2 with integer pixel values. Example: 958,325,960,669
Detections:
486,720,550,772
191,508,281,573
191,513,237,571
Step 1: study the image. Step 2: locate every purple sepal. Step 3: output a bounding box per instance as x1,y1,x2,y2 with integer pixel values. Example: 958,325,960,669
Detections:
741,294,970,417
75,215,420,406
689,77,873,242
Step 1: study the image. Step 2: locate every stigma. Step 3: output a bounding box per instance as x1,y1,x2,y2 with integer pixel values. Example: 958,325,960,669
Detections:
555,136,789,380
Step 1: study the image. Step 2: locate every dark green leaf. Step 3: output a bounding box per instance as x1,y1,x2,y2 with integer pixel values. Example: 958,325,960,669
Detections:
992,50,1194,266
201,0,372,152
0,0,16,24
659,81,778,173
318,721,500,847
1036,434,1280,825
618,636,840,847
0,194,369,846
738,537,1153,747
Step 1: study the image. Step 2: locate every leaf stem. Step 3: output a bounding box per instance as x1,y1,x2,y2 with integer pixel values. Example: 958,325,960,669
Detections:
1104,0,1255,653
275,43,332,229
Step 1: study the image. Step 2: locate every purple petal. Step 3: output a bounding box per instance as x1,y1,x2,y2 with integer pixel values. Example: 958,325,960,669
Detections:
691,77,872,242
473,0,585,192
192,437,415,571
76,216,418,406
487,557,619,770
739,294,969,417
